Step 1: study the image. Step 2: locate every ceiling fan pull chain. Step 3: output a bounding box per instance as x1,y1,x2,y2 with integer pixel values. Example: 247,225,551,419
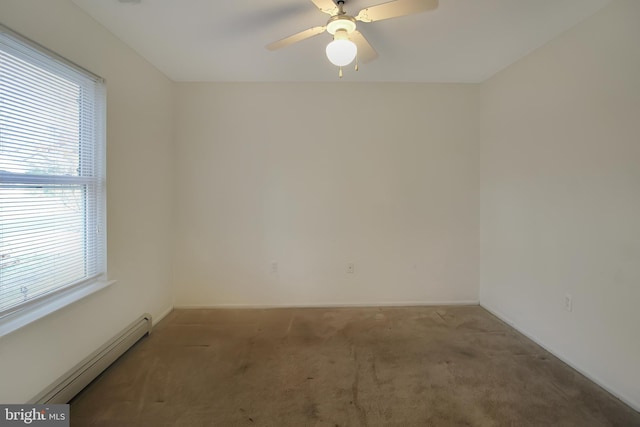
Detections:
339,66,343,78
355,54,359,71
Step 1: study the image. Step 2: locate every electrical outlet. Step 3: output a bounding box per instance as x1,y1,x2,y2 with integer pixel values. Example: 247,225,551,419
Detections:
346,263,355,274
564,294,573,312
271,262,278,273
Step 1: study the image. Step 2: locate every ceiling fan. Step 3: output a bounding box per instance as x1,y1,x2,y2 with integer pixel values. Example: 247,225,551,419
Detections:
266,0,439,77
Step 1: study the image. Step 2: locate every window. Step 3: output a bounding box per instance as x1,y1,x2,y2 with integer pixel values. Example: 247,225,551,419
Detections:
0,25,108,335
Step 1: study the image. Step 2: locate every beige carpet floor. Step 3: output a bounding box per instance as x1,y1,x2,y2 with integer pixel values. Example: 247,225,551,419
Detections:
70,306,640,426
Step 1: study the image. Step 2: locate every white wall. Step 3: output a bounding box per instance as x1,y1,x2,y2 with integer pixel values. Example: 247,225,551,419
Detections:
479,0,640,410
0,0,174,402
174,83,479,307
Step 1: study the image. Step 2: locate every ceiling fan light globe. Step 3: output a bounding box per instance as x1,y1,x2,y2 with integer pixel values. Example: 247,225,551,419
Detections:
326,39,357,67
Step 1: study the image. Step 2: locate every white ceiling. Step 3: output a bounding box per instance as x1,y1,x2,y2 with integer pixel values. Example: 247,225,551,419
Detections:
71,0,612,82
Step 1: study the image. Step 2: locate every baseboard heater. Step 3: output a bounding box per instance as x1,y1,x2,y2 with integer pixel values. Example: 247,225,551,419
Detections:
29,313,152,404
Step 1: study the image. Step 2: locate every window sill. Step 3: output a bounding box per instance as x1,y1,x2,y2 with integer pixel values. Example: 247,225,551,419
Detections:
0,279,116,338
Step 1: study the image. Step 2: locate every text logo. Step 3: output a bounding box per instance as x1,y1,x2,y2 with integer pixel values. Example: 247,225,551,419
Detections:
0,405,69,426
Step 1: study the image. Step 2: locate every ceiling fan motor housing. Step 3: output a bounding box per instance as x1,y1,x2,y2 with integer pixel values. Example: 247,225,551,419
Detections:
327,15,357,35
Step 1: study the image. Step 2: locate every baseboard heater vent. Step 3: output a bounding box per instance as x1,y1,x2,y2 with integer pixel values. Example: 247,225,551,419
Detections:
30,313,152,404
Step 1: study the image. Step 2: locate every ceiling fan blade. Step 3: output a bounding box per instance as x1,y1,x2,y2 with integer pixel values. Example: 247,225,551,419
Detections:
266,26,327,51
355,0,438,23
311,0,338,15
351,30,378,63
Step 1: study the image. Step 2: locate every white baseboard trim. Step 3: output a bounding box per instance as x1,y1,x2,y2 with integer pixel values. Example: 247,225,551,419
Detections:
30,313,151,404
480,302,640,413
174,300,479,309
153,306,173,326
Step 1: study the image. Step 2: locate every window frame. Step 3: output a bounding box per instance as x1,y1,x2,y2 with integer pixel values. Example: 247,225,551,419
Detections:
0,24,113,337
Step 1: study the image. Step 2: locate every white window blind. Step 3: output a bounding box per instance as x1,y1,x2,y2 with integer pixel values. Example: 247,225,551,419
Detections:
0,25,106,322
